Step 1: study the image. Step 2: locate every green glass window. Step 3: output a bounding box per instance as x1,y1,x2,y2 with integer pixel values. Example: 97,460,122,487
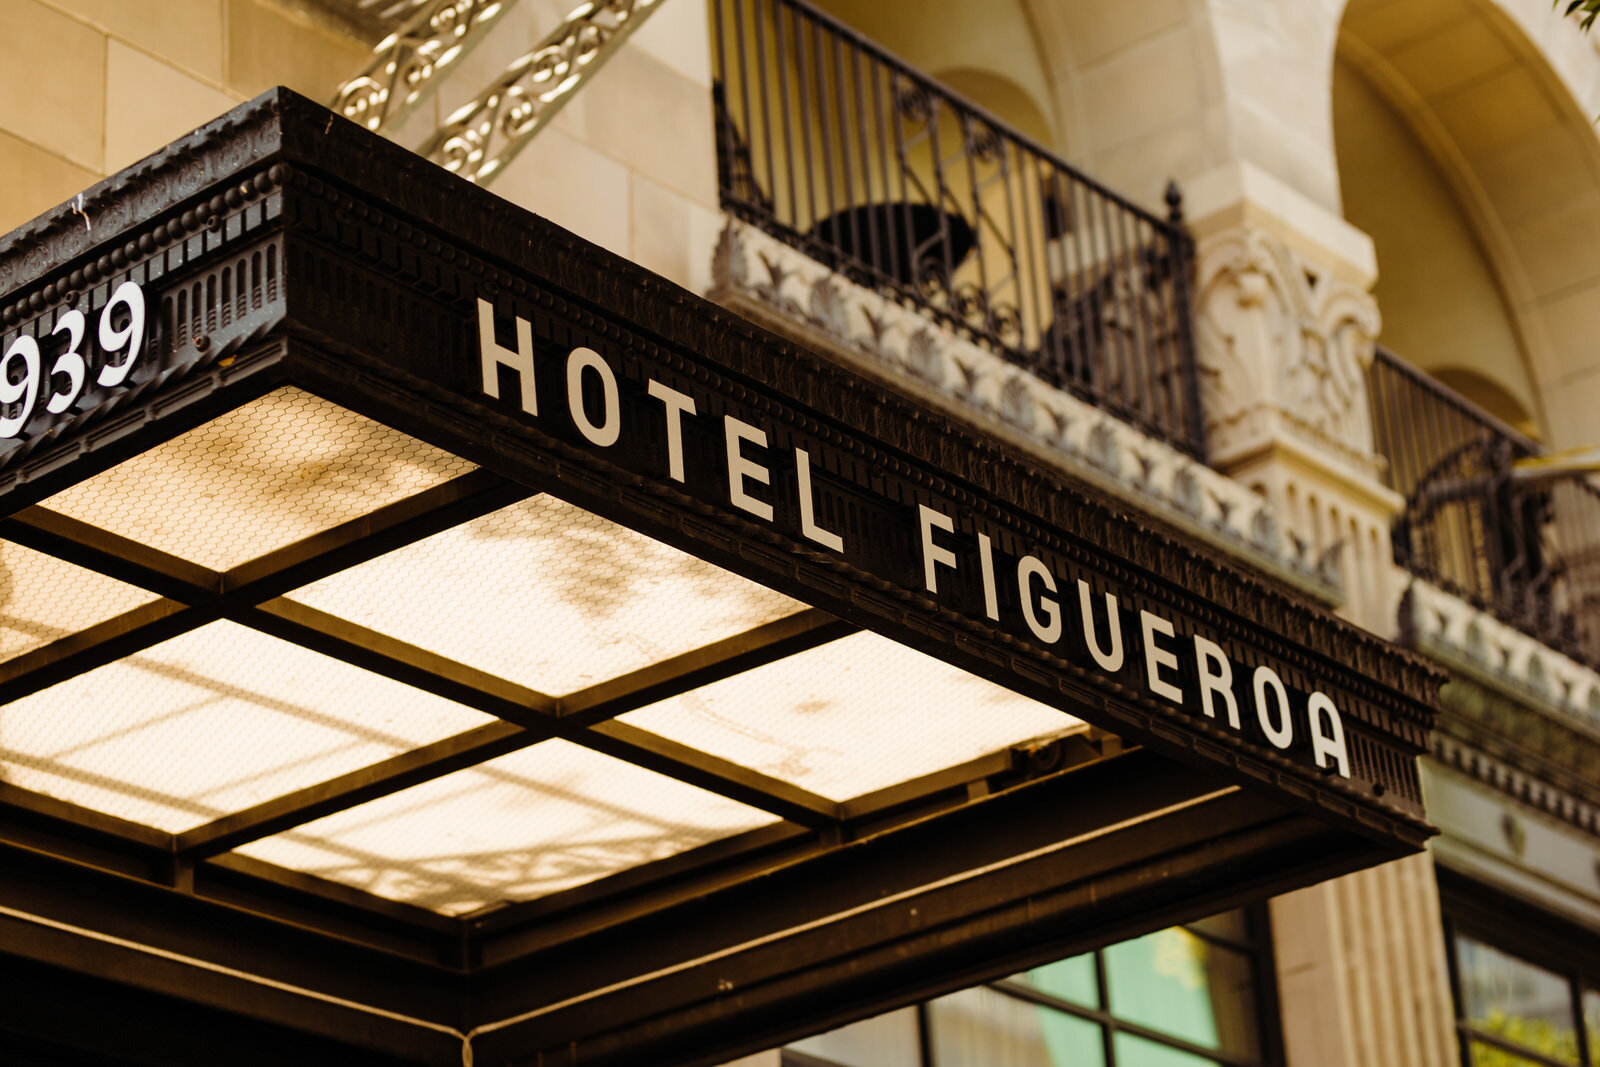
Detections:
1585,989,1600,1066
1444,907,1600,1067
1455,935,1581,1065
781,908,1274,1067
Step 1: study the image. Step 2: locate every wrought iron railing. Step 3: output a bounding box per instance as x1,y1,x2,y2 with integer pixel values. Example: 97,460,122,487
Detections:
1369,346,1600,667
708,0,1206,459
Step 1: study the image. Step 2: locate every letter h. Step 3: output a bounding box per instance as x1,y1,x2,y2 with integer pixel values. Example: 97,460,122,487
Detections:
478,298,537,415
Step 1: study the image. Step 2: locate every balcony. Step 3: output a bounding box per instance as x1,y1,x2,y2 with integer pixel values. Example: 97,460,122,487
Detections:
707,0,1206,459
1368,347,1600,670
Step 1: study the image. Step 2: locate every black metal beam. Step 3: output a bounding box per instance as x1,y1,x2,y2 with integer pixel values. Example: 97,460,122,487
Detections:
584,721,840,828
0,473,531,714
242,598,561,721
0,949,452,1067
557,608,855,726
0,776,466,962
0,599,201,705
466,751,1406,1067
220,468,530,601
460,733,1118,948
2,506,220,600
176,721,532,860
235,603,842,830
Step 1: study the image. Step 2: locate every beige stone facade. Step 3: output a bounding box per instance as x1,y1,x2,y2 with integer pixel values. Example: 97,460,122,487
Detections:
3,1,1600,1064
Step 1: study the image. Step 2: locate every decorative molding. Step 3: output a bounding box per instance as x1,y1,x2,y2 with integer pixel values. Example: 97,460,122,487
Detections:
1402,578,1600,737
1195,227,1382,478
710,218,1345,600
1432,733,1600,840
331,0,517,135
418,0,661,185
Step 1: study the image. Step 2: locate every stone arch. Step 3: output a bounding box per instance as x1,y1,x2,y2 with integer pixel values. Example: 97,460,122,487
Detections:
1432,367,1538,437
1336,0,1600,447
1018,0,1353,215
805,0,1060,147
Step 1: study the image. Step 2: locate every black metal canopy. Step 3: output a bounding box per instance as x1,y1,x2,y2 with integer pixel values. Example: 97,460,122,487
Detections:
0,89,1439,1066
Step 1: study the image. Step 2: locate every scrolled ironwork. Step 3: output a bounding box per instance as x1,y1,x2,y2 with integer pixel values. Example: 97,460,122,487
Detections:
964,119,1004,164
1370,346,1600,668
893,80,935,125
420,0,663,185
331,0,517,135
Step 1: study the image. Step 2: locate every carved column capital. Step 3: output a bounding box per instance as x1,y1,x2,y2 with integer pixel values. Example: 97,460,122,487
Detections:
1195,226,1383,479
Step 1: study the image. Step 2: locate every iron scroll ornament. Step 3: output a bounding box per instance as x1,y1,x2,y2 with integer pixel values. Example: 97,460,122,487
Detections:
419,0,663,185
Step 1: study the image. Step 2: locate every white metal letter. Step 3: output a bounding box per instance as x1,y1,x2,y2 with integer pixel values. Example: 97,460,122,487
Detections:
566,347,620,446
1308,692,1351,778
1252,665,1294,750
795,447,845,552
724,416,774,521
647,379,696,482
1018,555,1062,643
47,309,86,414
1193,635,1240,728
918,505,958,594
977,532,1000,620
477,298,537,415
1140,610,1183,705
1077,580,1124,672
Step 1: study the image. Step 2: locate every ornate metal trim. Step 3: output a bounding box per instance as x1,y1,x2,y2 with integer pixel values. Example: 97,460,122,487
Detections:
418,0,663,184
331,0,518,135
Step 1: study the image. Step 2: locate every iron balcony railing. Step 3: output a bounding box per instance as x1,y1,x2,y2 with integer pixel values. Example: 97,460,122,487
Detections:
1369,346,1600,668
708,0,1206,459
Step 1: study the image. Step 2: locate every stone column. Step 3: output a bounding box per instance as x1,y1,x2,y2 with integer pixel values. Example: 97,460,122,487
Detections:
1185,163,1458,1067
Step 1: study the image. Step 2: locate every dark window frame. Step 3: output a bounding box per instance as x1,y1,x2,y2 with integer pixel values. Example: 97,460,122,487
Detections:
1440,867,1600,1067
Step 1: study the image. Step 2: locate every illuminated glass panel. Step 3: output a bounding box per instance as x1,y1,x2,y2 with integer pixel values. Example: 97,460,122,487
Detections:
0,540,157,663
43,388,475,569
288,495,802,694
0,620,493,831
620,632,1076,801
235,739,779,915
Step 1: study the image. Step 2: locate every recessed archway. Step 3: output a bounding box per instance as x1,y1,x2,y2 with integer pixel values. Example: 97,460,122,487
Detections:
1336,0,1600,448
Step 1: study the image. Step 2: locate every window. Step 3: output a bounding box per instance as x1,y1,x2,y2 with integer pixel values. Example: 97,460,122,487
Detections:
1444,874,1600,1066
783,909,1279,1067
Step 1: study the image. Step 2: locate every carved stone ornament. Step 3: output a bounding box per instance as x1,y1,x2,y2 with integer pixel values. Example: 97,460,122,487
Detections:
1403,577,1600,736
1195,227,1382,476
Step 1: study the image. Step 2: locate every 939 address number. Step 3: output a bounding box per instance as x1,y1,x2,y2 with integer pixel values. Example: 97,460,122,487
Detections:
1,280,147,439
